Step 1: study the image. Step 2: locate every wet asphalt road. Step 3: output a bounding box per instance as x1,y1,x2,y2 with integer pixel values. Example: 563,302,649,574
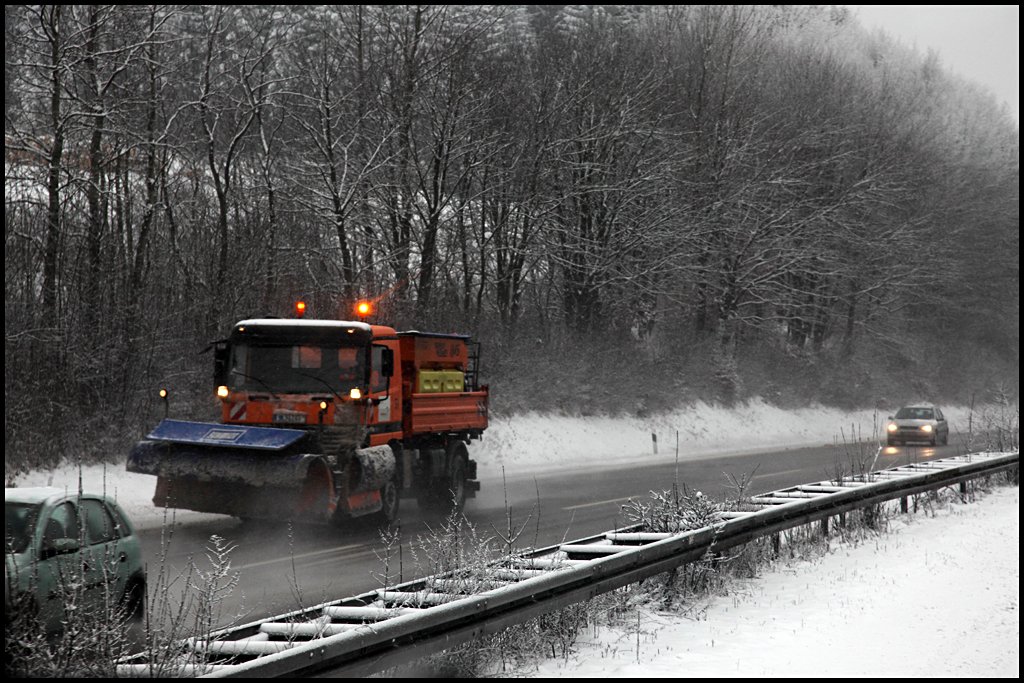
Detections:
136,438,968,632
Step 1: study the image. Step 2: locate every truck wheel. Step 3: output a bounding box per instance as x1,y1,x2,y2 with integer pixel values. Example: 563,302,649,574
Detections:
416,443,468,515
444,449,467,514
376,479,400,528
440,441,468,514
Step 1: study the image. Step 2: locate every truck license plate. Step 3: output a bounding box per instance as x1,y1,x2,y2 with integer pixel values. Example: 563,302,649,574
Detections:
273,412,306,424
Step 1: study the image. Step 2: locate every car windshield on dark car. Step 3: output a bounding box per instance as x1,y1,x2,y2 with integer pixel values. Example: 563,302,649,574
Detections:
895,407,934,420
5,502,40,554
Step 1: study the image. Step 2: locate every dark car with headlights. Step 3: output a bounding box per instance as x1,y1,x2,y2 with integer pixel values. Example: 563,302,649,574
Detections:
886,405,949,446
5,488,146,634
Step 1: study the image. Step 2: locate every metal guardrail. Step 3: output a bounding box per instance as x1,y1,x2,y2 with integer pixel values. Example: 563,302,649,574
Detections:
116,450,1019,678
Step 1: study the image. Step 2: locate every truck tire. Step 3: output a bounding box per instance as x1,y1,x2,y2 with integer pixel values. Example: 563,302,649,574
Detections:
444,446,468,514
416,442,468,515
375,478,400,528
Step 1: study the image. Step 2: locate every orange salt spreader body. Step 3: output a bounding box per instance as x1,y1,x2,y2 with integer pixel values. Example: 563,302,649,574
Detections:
127,309,488,526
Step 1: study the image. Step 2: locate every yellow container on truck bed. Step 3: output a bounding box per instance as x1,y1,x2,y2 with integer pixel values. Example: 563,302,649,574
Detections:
416,370,465,393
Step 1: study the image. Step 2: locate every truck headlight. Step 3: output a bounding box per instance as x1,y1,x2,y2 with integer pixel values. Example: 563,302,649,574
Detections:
216,385,230,399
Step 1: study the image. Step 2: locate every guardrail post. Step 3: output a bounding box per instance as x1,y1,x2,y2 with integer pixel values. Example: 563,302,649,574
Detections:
863,505,877,529
900,496,908,513
771,533,780,558
959,481,968,500
820,517,829,538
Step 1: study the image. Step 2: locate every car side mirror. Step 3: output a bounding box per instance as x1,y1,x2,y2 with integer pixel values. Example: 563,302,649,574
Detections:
41,537,80,560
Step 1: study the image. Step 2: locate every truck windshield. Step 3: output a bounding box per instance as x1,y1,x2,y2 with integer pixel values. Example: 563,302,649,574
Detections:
229,343,365,395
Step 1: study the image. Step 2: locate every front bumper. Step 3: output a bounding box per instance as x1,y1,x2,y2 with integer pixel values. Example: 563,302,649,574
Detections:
887,425,938,443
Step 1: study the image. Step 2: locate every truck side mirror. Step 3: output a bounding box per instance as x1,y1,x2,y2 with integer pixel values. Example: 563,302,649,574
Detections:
381,348,394,378
213,342,230,385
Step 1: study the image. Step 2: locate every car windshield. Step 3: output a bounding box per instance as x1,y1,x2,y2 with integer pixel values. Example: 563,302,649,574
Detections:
229,343,365,395
5,502,41,554
895,407,934,420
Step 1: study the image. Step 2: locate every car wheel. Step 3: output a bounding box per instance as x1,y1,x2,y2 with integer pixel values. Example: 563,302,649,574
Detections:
5,595,41,675
121,577,146,622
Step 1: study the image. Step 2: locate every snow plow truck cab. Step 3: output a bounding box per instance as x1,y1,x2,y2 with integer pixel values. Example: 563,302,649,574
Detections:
127,317,488,525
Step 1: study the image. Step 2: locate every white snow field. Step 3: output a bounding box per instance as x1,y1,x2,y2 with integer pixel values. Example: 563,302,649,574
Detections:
526,483,1019,678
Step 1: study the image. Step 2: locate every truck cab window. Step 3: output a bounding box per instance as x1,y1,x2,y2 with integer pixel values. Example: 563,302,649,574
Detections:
370,346,389,394
293,346,322,369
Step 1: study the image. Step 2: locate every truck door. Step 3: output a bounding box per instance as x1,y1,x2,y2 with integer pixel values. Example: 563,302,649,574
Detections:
368,342,401,443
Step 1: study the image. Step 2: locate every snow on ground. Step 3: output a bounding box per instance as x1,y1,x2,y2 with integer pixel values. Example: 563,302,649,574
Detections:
9,400,961,529
7,402,1018,676
527,483,1020,678
479,399,921,479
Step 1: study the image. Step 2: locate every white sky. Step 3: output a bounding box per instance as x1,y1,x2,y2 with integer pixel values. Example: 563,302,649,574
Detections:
847,5,1020,122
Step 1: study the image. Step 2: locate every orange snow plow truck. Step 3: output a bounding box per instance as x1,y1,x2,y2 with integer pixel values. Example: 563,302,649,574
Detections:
127,315,488,525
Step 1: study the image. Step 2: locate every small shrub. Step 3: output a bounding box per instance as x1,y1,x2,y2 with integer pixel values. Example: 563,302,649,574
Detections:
621,484,722,533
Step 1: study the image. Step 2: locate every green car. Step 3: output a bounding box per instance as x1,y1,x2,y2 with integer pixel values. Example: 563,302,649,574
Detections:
5,487,146,634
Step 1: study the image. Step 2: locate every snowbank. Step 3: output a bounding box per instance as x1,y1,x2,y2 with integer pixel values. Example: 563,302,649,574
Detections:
8,401,977,530
479,400,975,479
527,483,1020,678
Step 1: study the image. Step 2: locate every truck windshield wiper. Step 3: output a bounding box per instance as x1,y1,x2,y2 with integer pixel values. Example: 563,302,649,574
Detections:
231,371,282,399
293,370,349,403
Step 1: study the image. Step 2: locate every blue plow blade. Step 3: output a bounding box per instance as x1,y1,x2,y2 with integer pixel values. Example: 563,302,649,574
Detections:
145,419,306,451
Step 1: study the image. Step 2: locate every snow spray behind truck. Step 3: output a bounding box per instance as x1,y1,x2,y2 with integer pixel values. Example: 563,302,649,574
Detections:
127,303,488,525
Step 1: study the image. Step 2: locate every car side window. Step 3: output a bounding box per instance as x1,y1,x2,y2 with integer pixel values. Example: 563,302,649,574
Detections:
80,499,117,545
935,409,944,420
106,503,131,539
43,502,79,547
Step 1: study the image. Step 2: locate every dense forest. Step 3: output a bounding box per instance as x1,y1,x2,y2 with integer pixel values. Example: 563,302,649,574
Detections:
5,5,1019,474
